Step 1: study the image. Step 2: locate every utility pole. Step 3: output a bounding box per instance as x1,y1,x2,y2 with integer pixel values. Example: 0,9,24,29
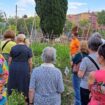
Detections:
16,5,17,33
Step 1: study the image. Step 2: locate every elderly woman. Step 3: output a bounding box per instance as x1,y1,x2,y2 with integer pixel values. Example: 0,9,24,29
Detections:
7,34,33,103
0,30,16,61
29,47,64,105
78,36,102,105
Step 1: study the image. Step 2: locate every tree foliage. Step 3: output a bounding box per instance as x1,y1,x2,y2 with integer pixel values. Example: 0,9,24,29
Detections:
97,10,105,25
8,16,40,35
79,19,90,28
35,0,68,39
0,12,5,22
65,20,73,32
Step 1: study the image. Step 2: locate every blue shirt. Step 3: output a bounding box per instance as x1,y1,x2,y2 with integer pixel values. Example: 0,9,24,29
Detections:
29,63,64,105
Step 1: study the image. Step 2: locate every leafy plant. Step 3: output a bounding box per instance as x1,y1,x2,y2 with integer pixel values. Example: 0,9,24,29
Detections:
7,90,26,105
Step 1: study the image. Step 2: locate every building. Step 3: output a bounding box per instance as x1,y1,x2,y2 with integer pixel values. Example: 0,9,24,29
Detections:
67,12,98,30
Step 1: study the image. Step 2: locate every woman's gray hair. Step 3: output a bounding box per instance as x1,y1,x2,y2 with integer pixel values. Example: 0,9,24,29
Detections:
88,35,102,51
91,32,102,39
41,47,56,63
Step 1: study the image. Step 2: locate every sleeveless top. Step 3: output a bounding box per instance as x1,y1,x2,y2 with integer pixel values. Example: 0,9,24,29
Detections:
89,70,105,105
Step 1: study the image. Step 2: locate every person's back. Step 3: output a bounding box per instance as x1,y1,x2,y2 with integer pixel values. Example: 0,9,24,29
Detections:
11,44,31,62
89,70,105,105
30,65,64,105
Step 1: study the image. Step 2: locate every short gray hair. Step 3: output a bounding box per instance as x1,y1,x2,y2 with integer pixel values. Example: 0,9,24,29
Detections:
92,32,102,39
88,35,102,51
41,47,56,63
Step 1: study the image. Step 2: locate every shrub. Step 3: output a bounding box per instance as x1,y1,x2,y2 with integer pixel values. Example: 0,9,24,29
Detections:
7,90,26,105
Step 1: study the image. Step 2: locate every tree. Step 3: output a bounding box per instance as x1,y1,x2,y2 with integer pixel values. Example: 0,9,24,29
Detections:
0,12,5,22
65,20,73,32
79,19,90,28
35,0,68,39
97,10,105,25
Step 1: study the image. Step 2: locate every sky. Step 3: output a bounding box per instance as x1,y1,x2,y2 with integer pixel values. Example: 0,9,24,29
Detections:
0,0,105,17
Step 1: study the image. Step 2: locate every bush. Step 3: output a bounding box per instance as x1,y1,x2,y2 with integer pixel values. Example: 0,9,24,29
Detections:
31,42,70,71
7,90,26,105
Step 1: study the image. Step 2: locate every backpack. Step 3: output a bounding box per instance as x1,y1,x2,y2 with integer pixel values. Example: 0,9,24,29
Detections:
72,53,83,74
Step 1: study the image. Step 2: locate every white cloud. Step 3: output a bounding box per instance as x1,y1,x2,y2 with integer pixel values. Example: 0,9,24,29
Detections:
17,0,35,7
67,2,87,14
16,0,35,17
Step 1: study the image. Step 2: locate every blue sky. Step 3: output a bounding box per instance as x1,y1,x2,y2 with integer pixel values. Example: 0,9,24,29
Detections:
0,0,105,17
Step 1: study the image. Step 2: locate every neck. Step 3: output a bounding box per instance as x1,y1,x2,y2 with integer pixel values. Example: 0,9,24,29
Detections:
89,50,96,54
100,62,105,70
18,42,24,45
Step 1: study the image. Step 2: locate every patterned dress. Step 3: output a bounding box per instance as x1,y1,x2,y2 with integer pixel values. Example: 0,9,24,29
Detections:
0,54,8,104
30,64,64,105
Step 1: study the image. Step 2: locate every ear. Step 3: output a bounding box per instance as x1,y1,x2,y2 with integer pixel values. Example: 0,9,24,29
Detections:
100,55,104,61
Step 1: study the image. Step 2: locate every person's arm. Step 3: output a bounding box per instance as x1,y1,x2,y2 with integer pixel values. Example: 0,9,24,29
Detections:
88,72,95,87
57,70,64,93
29,69,36,104
29,88,35,105
78,57,87,78
8,57,12,66
78,70,85,78
28,58,33,72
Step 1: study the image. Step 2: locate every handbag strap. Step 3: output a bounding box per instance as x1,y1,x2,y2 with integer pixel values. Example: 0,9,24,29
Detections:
87,56,100,70
2,40,11,51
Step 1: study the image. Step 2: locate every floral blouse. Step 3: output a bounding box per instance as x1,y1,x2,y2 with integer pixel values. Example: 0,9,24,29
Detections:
0,54,8,104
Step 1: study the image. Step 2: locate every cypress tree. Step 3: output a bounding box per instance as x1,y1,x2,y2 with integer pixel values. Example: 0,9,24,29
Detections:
35,0,68,39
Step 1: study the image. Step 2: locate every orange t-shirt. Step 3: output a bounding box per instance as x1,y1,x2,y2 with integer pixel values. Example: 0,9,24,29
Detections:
70,38,80,56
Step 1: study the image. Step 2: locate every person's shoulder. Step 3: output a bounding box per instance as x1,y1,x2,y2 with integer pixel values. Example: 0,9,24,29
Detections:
53,67,62,75
75,53,81,57
9,41,16,45
32,66,42,74
75,38,80,42
81,56,89,64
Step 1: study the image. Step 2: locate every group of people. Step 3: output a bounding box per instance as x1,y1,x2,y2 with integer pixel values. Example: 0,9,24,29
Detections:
0,28,105,105
0,29,64,105
0,30,33,104
70,29,105,105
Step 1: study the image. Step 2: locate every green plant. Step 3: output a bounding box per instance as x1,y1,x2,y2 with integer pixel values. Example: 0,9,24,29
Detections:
7,90,25,105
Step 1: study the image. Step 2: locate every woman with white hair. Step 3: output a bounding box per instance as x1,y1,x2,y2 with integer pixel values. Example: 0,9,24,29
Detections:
29,47,64,105
7,34,33,103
